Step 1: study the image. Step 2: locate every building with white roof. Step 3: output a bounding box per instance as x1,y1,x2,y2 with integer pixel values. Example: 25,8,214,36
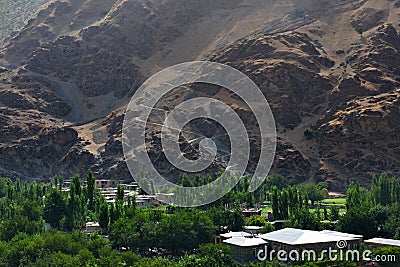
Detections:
364,238,400,248
259,228,362,252
243,226,264,235
85,222,102,234
223,237,267,264
220,231,252,240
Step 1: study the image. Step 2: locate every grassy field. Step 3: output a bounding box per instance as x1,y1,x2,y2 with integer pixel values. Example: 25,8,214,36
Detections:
319,198,346,206
260,198,347,219
309,207,346,214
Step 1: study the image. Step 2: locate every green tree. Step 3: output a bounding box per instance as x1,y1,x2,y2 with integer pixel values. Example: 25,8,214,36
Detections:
116,185,124,202
330,206,340,221
85,170,96,211
300,183,325,206
270,186,280,220
99,203,109,231
245,215,267,227
43,189,65,229
289,208,321,231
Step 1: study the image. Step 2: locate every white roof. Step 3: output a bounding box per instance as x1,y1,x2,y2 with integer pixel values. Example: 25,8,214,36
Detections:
259,228,362,245
221,231,252,238
86,222,100,227
364,238,400,247
223,237,267,247
320,230,363,239
244,226,264,230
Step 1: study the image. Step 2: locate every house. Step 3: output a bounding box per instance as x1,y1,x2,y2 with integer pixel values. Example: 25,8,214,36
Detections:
220,231,252,240
223,237,268,265
259,228,363,253
244,226,264,235
242,208,262,217
135,195,158,207
95,180,118,188
156,193,175,205
327,192,346,199
85,222,102,234
120,183,139,192
364,238,400,248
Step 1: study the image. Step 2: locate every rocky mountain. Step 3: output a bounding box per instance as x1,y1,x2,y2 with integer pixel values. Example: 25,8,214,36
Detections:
0,0,51,44
0,0,399,191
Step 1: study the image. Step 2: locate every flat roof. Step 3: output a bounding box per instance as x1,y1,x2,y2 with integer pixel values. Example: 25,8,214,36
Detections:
244,226,264,230
223,237,267,247
86,222,100,227
221,231,252,238
320,230,363,239
242,209,262,213
364,238,400,247
259,228,362,245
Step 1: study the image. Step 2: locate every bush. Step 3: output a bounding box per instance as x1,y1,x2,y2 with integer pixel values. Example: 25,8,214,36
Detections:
260,223,275,234
245,215,267,227
304,128,313,140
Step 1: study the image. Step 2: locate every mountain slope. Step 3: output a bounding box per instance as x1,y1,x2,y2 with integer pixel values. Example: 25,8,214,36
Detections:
0,0,51,44
0,0,399,190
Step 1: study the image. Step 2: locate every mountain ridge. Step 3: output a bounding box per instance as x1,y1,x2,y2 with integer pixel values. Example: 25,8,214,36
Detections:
0,0,399,191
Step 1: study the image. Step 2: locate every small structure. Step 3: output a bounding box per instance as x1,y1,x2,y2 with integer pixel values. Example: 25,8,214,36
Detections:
156,193,175,205
328,192,346,199
242,208,262,217
136,195,158,207
220,231,252,240
259,228,362,252
95,180,118,188
364,238,400,248
223,237,268,265
85,222,102,234
120,183,139,192
270,220,290,230
244,226,264,235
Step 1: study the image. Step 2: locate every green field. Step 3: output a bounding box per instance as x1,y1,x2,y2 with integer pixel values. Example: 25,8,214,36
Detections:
319,198,346,206
261,198,347,219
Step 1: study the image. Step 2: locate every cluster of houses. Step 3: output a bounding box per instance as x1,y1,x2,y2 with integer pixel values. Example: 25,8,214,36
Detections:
62,179,161,207
67,179,399,265
220,227,400,264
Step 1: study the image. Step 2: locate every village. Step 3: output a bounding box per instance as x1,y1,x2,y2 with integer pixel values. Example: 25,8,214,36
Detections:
73,178,400,265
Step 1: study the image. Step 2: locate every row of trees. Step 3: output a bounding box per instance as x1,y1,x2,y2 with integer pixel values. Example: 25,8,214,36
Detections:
269,183,328,220
267,173,400,239
338,173,400,239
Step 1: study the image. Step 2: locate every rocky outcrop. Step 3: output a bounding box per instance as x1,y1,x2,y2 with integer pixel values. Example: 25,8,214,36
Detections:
26,36,142,98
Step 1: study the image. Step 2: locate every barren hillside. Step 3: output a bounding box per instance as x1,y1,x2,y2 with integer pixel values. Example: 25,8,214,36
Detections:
0,0,52,44
0,0,399,190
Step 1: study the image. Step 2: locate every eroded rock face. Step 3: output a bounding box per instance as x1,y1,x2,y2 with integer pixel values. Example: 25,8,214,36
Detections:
210,32,334,129
0,120,83,179
351,7,389,32
0,0,399,190
316,89,400,187
26,36,142,98
2,73,72,117
312,24,400,188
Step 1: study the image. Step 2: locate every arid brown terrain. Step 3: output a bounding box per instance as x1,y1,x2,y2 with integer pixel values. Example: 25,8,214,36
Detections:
0,0,399,190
